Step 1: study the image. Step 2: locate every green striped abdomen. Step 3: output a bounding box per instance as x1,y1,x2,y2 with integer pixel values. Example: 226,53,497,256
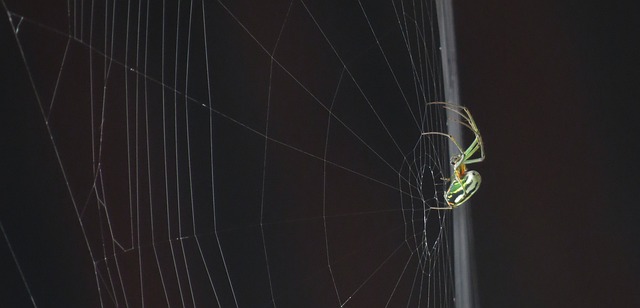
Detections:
445,170,481,207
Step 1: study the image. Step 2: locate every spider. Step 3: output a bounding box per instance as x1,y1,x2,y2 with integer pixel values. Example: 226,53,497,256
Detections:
422,102,485,209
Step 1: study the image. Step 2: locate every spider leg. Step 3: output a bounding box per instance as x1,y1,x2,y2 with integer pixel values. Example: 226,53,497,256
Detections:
427,102,485,165
421,131,466,193
461,138,484,165
420,131,465,156
426,102,474,126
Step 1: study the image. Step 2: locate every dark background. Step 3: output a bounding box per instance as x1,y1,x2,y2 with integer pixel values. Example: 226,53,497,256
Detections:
2,0,640,307
455,0,640,306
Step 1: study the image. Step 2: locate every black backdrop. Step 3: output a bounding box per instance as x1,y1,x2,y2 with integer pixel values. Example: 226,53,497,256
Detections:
2,0,640,307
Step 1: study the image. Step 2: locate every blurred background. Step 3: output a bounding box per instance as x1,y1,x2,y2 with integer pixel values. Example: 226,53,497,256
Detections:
455,0,640,306
2,0,640,307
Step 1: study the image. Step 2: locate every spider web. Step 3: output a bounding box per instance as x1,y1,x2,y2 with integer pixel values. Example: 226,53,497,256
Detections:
0,0,455,307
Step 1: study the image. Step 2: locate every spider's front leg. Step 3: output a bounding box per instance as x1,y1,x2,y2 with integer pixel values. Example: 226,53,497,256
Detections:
421,132,465,155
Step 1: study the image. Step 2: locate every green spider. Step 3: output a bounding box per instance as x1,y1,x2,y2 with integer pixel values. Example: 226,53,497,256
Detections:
422,102,485,209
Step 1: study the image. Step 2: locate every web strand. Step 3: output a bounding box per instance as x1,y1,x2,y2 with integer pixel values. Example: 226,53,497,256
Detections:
1,0,455,306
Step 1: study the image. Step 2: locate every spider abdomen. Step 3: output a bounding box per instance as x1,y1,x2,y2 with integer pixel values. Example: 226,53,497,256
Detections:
445,170,482,207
